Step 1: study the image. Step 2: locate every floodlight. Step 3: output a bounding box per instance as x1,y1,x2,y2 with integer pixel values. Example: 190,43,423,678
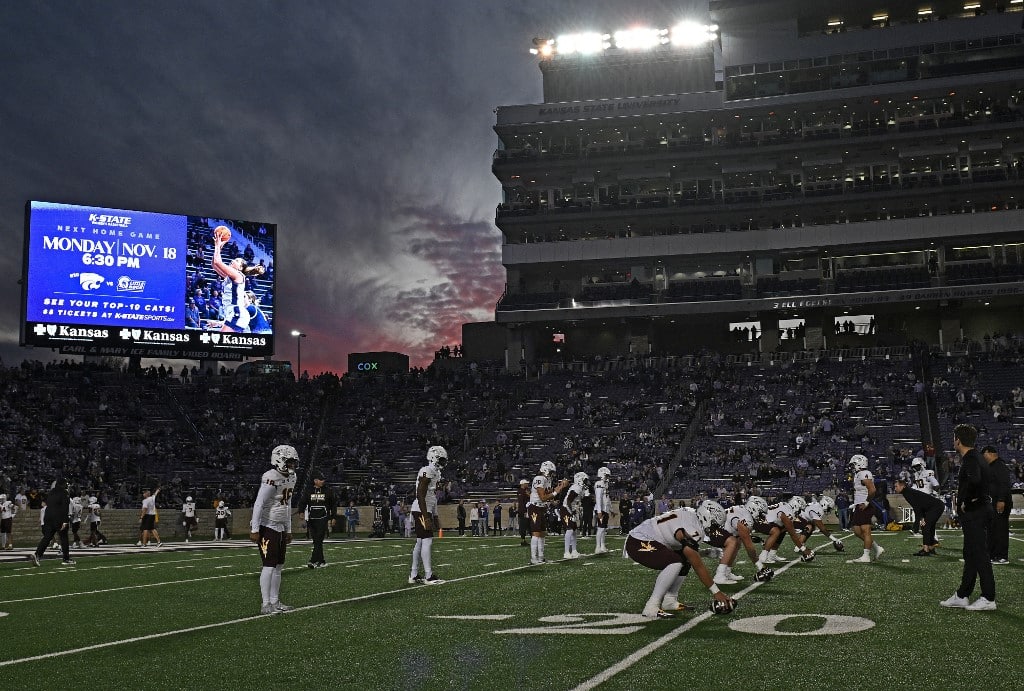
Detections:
613,27,665,51
556,32,609,55
671,21,717,47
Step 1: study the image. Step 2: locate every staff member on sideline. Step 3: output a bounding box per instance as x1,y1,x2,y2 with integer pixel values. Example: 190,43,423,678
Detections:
981,445,1013,565
303,469,335,568
893,478,945,557
31,479,74,566
940,424,996,611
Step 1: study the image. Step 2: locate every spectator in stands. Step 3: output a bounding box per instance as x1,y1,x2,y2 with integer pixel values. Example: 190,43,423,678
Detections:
185,298,201,328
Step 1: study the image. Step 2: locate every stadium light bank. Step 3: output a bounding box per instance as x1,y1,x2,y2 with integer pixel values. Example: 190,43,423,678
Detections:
530,21,718,58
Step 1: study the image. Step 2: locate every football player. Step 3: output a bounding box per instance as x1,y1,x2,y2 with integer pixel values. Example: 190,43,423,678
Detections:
702,500,774,585
846,454,884,563
1,493,17,550
560,472,588,559
182,496,198,542
527,460,569,565
790,495,845,552
85,498,106,547
625,506,736,618
215,501,232,540
894,477,946,556
593,466,613,554
750,496,815,569
911,458,940,496
251,444,298,614
68,496,84,549
409,446,447,585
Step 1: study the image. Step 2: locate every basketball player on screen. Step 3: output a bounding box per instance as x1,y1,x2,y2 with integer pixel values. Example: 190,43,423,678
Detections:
211,227,263,333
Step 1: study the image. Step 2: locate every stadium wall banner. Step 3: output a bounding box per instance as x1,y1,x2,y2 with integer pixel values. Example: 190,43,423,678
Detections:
21,201,276,360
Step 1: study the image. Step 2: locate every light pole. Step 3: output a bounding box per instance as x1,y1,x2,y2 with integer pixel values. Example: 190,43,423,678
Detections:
290,330,306,380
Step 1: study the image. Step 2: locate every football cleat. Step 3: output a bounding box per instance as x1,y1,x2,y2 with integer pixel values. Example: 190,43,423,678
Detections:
642,607,675,619
660,600,694,612
711,598,737,615
425,575,445,585
872,544,885,561
260,604,277,615
60,559,76,566
408,576,425,585
274,603,294,612
30,553,40,567
754,567,774,582
965,597,996,611
939,593,970,608
847,554,872,563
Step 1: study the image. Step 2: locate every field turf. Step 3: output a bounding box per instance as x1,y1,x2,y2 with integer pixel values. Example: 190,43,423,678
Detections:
1,529,1021,690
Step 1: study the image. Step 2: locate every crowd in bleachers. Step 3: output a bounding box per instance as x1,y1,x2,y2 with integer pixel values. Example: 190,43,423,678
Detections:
3,337,1023,519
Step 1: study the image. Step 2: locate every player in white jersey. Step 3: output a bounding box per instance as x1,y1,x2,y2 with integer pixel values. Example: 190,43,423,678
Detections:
68,496,84,549
846,454,884,563
593,466,613,554
138,487,162,547
560,472,588,559
705,504,774,585
212,229,264,333
182,496,197,542
791,496,845,552
911,459,940,496
215,501,232,540
0,494,17,550
527,461,569,565
625,507,736,618
409,446,447,585
86,501,106,546
251,444,298,614
752,500,815,569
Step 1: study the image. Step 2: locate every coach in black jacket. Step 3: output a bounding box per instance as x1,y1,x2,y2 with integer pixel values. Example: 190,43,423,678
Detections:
32,478,73,566
894,478,945,557
981,445,1013,565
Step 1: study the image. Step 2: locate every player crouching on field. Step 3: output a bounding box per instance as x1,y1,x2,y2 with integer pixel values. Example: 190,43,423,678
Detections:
893,478,945,557
700,500,775,585
789,495,845,552
624,505,736,618
746,496,816,569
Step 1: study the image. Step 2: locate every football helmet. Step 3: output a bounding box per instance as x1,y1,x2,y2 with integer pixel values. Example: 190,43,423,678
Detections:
788,495,808,513
0,494,6,502
185,496,193,503
218,501,225,508
573,471,589,490
270,444,299,473
696,500,726,530
89,496,98,504
746,496,769,521
848,454,868,472
597,466,611,481
540,460,556,477
818,496,836,515
70,496,81,506
426,445,448,469
910,458,925,472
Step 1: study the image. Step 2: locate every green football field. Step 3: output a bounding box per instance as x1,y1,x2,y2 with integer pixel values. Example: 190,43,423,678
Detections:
1,529,1021,690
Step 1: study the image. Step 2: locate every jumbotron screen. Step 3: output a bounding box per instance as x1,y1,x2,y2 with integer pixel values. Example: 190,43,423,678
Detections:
21,201,277,360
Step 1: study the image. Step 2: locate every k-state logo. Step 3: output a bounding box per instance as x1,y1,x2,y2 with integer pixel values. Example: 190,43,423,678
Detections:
75,272,105,290
88,213,132,228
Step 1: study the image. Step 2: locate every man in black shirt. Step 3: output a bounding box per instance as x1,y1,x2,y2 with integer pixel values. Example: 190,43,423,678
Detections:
894,478,945,557
32,478,74,567
981,445,1013,565
303,470,335,568
940,424,995,611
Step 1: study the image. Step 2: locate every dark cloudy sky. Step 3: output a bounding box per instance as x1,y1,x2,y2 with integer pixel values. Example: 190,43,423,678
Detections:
0,0,695,374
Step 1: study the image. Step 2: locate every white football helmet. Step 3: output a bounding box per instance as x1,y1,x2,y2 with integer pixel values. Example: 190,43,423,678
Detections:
426,445,448,469
185,496,193,503
270,444,299,473
789,495,808,513
696,500,726,530
0,494,6,502
746,496,769,521
848,454,868,472
910,458,925,472
597,466,611,481
540,460,556,477
218,501,225,508
70,496,81,506
89,496,98,504
818,496,836,515
573,471,589,489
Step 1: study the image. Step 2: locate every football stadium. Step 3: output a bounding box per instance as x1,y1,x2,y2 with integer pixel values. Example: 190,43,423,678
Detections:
3,1,1024,688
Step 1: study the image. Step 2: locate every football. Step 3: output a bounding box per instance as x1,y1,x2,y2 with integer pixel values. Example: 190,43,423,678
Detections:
754,566,775,582
833,540,845,552
213,225,231,243
711,597,736,615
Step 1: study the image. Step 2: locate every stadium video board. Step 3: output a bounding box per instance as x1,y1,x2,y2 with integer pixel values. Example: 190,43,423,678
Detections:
21,201,277,360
